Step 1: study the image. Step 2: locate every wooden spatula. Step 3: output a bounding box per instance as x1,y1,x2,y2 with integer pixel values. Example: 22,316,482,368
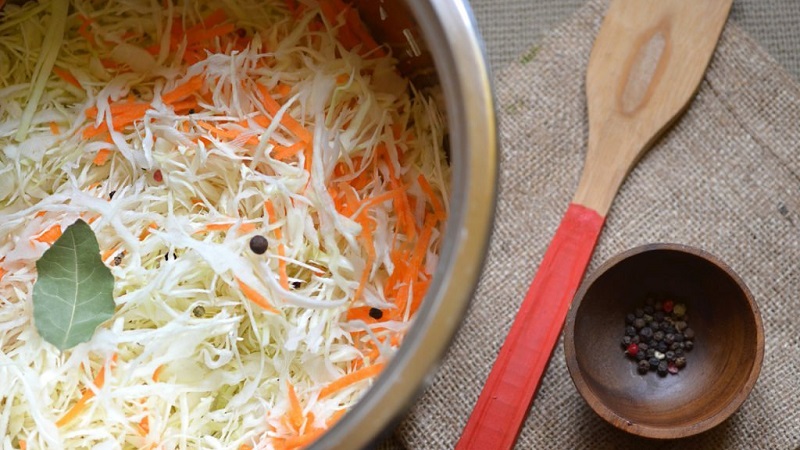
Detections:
457,1,733,448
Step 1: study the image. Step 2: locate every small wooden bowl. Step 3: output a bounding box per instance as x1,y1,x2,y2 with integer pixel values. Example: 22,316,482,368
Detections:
564,244,764,439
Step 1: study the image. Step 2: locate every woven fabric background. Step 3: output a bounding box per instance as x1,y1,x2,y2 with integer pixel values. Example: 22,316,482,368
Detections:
470,0,800,80
381,0,800,448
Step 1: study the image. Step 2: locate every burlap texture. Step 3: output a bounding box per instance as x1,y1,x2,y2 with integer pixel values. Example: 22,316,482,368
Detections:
470,0,800,81
387,0,800,448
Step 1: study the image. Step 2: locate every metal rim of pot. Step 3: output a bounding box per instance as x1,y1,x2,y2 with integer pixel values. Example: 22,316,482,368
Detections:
312,1,497,448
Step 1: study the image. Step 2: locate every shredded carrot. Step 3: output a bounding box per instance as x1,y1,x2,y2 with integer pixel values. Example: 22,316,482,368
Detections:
152,364,165,382
236,278,280,314
18,440,26,450
346,306,381,323
256,84,312,143
326,409,347,427
93,149,112,166
56,354,118,428
139,222,157,240
138,415,150,436
78,15,96,46
197,222,257,234
49,121,60,135
417,175,445,221
275,83,292,97
264,201,290,290
0,267,6,282
101,245,120,262
35,211,46,218
282,428,325,450
336,74,349,85
162,75,204,104
239,445,253,450
286,381,304,430
186,23,236,45
272,141,306,161
186,8,228,34
34,224,62,245
319,363,385,399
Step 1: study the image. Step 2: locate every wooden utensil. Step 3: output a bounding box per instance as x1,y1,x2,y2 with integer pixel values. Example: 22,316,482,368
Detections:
457,1,733,448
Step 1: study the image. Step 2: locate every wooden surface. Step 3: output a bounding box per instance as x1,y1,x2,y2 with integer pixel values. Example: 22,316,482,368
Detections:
564,244,765,439
573,0,733,215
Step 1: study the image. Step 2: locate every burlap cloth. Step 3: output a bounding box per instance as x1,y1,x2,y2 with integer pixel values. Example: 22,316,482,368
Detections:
380,0,800,448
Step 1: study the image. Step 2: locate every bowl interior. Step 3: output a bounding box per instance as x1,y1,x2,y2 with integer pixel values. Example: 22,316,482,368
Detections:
566,245,763,438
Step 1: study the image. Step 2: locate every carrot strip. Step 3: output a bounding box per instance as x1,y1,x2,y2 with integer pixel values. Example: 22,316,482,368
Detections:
286,381,304,430
282,429,325,450
186,23,236,45
78,15,96,46
48,121,60,135
53,66,82,89
264,201,290,290
342,7,385,57
162,75,204,104
34,224,62,245
275,83,292,97
101,245,119,262
138,416,150,436
93,149,112,166
256,84,312,143
319,363,385,398
186,8,228,35
418,175,446,221
139,222,157,240
56,354,118,427
0,267,6,282
152,364,165,382
18,440,26,450
197,222,257,233
197,121,240,139
272,141,306,160
236,278,280,314
326,409,347,427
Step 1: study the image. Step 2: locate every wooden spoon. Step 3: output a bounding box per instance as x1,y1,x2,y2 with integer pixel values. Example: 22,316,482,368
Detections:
457,1,733,448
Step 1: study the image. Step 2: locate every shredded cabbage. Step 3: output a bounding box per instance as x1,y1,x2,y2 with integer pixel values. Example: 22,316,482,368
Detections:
0,0,449,448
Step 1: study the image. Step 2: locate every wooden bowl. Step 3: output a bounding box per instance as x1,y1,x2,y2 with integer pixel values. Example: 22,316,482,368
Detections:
564,243,764,439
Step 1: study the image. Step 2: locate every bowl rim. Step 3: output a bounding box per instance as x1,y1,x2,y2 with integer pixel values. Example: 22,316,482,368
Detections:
564,243,765,439
312,1,498,449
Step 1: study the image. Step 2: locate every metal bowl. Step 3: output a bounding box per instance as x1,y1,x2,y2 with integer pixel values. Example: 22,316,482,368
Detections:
313,1,497,448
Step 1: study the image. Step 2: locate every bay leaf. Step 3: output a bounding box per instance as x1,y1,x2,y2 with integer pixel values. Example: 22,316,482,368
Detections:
33,219,115,351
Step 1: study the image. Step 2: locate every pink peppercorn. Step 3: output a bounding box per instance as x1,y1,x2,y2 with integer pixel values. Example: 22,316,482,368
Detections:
662,300,674,313
153,169,163,182
626,343,639,356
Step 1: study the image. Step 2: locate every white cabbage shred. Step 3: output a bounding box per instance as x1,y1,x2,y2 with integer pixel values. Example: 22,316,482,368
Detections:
0,0,449,448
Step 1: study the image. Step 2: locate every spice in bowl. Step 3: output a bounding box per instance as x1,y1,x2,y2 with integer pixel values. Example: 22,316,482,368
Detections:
622,297,694,376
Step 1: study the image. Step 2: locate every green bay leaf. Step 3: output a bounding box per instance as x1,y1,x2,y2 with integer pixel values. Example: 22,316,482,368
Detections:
33,219,115,351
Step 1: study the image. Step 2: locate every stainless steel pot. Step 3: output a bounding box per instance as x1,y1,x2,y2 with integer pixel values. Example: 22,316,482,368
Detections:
313,1,497,448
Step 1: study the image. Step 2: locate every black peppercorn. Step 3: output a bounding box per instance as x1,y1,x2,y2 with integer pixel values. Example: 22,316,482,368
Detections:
674,333,684,343
665,351,675,362
654,311,665,322
674,348,684,357
657,361,668,376
192,305,205,317
661,321,673,332
638,342,649,352
626,313,636,325
631,335,640,344
664,333,675,345
653,330,664,342
675,356,687,368
621,336,632,348
189,108,196,114
684,340,694,351
649,357,660,370
643,305,654,315
636,350,646,361
633,318,646,329
639,327,653,340
109,190,116,199
638,359,650,374
634,308,644,318
625,326,637,337
249,235,269,254
675,321,688,332
368,307,383,320
669,342,681,351
646,348,655,358
683,328,695,340
113,252,124,266
657,341,668,353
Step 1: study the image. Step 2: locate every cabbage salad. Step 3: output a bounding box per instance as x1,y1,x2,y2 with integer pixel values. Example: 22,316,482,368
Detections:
0,0,449,448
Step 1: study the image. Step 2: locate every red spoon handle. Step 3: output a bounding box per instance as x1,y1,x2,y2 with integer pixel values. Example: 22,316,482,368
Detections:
456,203,605,450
